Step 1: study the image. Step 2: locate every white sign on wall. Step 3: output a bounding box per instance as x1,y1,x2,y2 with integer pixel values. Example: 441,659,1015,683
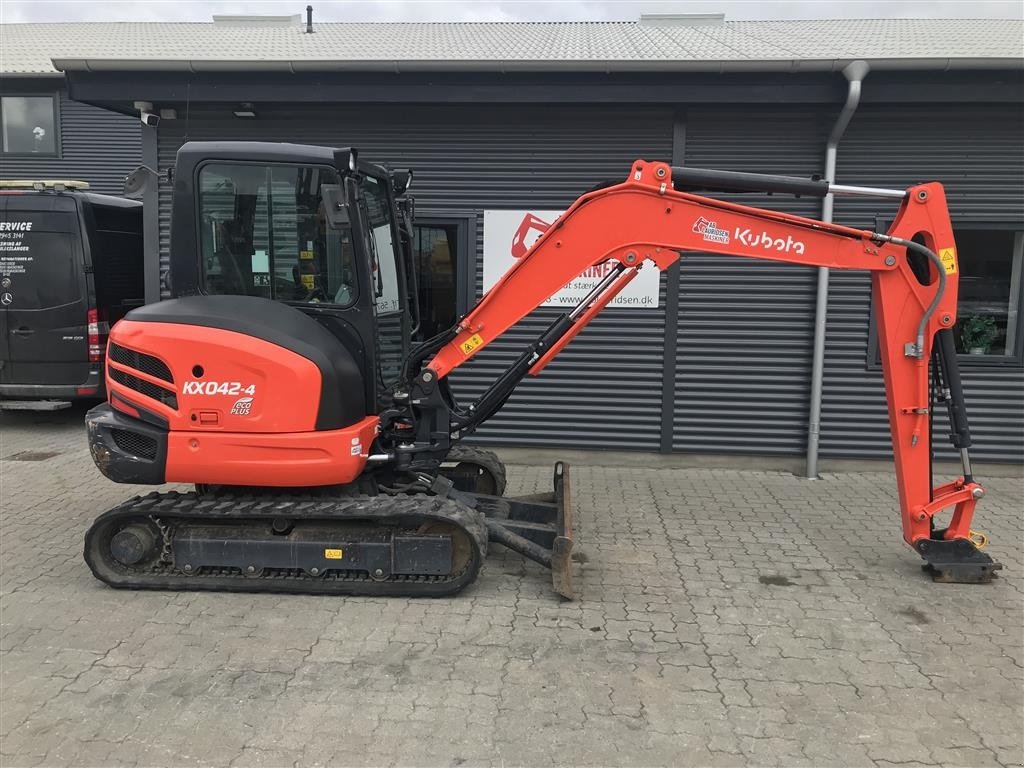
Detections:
482,209,661,309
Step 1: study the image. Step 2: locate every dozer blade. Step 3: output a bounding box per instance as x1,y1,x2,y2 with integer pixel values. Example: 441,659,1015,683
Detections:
469,462,575,599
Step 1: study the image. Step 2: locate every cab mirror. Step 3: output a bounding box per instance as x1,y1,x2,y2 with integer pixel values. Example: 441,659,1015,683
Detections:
333,147,359,175
391,169,413,197
321,184,350,228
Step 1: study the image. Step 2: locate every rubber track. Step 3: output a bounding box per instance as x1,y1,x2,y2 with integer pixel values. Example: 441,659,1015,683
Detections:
443,445,508,497
84,491,488,597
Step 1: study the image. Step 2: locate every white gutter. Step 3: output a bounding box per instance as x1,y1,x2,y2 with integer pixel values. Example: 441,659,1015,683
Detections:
805,60,871,479
48,56,1024,75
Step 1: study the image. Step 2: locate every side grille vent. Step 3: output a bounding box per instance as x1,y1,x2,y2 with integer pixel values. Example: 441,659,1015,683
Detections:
108,367,178,409
108,343,174,383
111,428,159,460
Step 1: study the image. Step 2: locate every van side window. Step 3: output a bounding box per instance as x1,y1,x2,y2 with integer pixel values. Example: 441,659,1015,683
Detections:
198,163,357,305
89,204,144,318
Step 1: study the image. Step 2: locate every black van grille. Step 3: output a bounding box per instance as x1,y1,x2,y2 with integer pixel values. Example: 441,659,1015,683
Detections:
108,343,173,383
111,429,158,460
108,367,178,409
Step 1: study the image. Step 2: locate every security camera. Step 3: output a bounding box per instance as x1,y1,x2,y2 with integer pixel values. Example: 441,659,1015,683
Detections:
140,112,160,128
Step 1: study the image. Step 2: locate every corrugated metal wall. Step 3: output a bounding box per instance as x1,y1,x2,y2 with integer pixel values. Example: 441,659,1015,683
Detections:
156,104,674,450
0,91,140,194
152,100,1022,460
827,104,1024,462
673,108,830,454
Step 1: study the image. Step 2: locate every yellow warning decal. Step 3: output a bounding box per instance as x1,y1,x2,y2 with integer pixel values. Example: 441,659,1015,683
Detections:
324,548,344,560
460,333,485,356
939,247,957,275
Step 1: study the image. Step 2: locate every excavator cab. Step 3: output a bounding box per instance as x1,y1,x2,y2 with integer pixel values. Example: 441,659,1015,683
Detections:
166,142,414,412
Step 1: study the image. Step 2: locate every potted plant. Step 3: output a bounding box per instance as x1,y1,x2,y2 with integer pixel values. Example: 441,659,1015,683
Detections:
958,314,998,355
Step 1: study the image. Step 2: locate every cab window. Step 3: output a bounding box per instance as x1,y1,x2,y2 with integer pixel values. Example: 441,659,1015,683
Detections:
357,175,406,386
359,175,401,315
198,163,357,305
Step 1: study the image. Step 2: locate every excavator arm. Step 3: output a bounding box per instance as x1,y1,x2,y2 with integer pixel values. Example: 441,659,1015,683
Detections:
401,159,999,583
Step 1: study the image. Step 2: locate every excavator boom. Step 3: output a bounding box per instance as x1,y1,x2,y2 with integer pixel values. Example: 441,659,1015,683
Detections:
414,159,999,583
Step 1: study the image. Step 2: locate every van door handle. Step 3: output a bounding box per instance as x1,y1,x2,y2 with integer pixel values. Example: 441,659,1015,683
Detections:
11,327,34,336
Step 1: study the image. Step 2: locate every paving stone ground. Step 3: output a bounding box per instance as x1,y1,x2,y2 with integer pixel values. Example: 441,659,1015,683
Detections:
1,406,1022,768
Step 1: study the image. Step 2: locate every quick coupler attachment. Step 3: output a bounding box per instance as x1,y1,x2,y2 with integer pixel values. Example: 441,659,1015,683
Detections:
916,537,1002,584
466,462,575,599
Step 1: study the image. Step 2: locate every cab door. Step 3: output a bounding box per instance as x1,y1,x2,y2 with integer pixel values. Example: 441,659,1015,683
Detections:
181,153,411,412
1,195,90,386
350,172,410,394
192,160,378,410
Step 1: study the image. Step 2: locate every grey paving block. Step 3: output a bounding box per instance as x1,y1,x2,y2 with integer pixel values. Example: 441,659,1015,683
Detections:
1,408,1022,767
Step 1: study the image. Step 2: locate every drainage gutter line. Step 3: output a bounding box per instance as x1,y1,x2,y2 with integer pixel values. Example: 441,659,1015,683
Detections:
806,59,870,478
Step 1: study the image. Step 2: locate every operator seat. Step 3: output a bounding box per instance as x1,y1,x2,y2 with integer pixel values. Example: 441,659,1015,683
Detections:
123,295,366,429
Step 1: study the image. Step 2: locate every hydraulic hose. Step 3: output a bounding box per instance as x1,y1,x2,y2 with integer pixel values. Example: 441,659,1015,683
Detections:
880,235,947,358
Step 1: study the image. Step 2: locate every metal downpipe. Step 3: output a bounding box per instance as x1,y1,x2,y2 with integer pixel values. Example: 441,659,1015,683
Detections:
806,60,870,478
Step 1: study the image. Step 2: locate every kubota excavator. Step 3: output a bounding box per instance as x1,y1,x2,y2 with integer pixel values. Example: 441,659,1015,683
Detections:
83,142,1001,599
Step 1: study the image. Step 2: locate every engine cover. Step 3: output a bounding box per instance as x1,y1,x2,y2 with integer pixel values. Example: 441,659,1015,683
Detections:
106,295,366,433
94,295,377,487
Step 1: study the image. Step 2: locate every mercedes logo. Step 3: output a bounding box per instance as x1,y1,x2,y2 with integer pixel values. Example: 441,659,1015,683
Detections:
0,292,12,307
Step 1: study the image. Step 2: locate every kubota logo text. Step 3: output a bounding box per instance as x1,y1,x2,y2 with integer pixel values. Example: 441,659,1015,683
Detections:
734,228,806,255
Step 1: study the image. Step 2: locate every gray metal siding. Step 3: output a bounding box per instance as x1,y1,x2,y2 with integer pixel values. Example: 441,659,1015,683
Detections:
672,107,829,454
152,100,1023,460
156,104,673,450
0,91,140,194
827,104,1024,462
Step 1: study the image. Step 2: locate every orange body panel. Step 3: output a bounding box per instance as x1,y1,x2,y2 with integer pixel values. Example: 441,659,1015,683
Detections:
106,319,376,486
165,416,379,486
108,320,324,433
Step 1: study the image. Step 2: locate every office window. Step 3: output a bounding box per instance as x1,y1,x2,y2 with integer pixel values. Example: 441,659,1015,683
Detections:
412,222,459,338
952,228,1022,359
1,95,59,155
870,224,1023,366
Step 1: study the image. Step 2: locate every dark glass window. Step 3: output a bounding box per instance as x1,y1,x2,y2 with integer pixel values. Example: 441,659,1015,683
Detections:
871,224,1023,366
1,96,58,155
357,175,405,385
413,224,458,338
198,163,357,305
952,229,1022,359
359,175,401,316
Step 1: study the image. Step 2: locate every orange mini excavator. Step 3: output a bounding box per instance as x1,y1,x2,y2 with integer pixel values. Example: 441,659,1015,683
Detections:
84,142,1001,599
